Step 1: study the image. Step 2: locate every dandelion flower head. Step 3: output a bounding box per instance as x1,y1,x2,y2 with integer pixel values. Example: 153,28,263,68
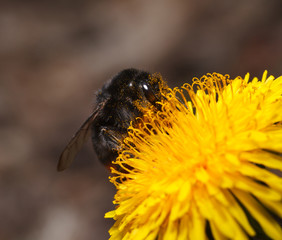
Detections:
105,71,282,240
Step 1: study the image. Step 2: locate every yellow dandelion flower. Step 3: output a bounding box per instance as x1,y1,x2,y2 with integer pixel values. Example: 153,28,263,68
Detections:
105,71,282,240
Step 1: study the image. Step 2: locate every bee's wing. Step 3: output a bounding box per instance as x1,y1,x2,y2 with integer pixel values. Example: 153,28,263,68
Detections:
57,110,99,172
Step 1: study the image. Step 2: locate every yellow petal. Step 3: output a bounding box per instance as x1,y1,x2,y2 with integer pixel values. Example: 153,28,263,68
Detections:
188,206,206,240
233,189,282,240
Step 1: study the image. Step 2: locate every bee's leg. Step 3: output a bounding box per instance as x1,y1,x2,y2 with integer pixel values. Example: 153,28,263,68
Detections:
92,126,126,166
99,127,134,174
100,127,125,149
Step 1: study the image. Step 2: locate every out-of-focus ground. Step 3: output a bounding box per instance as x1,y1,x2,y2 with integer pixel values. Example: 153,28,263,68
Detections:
0,0,281,239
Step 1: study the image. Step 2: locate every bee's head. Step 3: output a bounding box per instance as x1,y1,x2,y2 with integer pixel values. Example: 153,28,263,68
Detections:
107,68,167,106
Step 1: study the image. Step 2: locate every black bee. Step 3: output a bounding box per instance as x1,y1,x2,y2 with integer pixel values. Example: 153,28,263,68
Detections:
57,68,167,171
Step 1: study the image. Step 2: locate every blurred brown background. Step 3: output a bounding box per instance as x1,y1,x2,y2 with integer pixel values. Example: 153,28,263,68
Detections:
0,0,281,239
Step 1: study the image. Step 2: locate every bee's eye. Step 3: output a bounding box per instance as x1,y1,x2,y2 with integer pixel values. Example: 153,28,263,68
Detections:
142,82,157,103
128,81,134,88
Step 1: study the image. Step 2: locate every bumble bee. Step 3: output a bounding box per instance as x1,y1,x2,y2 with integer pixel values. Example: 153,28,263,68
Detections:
57,68,167,171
